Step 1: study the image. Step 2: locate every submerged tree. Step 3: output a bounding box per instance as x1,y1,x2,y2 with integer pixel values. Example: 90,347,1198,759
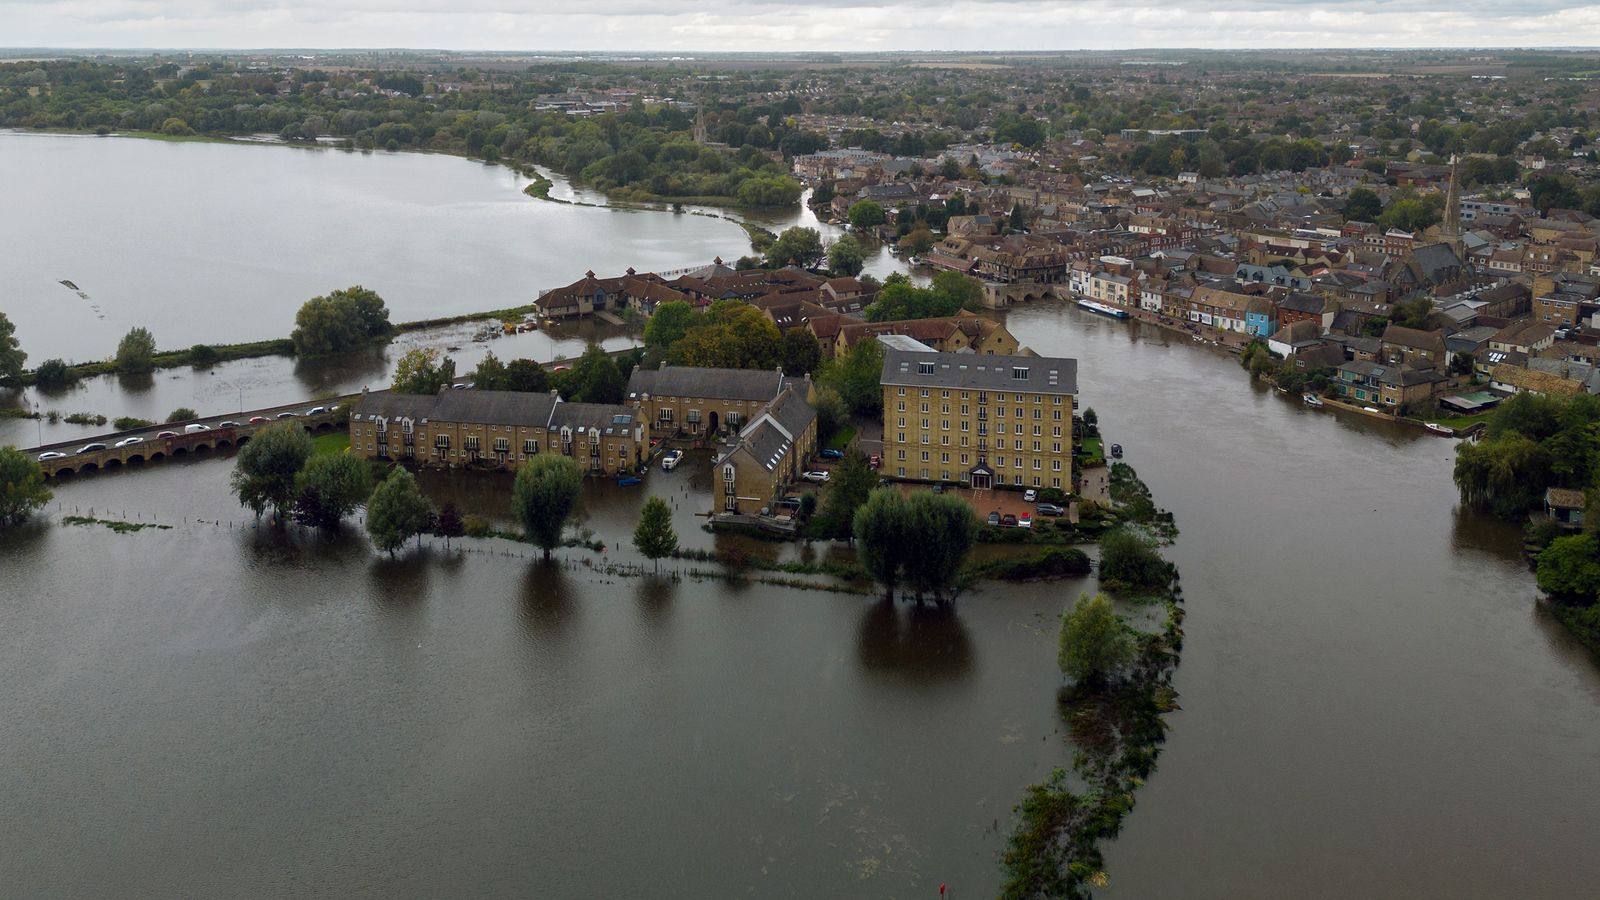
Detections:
633,495,678,571
853,488,912,599
0,311,25,385
230,422,313,522
512,455,583,560
0,447,51,527
1058,592,1136,687
292,452,372,529
115,326,157,375
365,467,434,556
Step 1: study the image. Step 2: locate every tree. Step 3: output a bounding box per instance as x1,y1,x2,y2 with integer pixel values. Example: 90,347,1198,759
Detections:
1098,529,1171,594
853,488,911,599
0,446,52,526
819,337,884,416
32,358,72,389
0,312,25,385
848,200,887,231
471,352,510,390
554,344,625,404
1449,352,1475,377
827,235,865,277
512,454,583,559
1008,203,1026,232
644,300,699,350
818,450,876,539
504,358,550,393
897,227,936,257
1536,533,1600,603
391,347,456,395
901,491,978,603
365,467,434,556
165,407,196,423
670,303,783,371
781,329,822,377
433,500,465,548
633,495,678,571
116,326,157,375
813,385,848,442
1344,187,1382,222
230,422,313,521
292,452,372,529
764,226,825,269
1058,592,1136,687
290,286,391,356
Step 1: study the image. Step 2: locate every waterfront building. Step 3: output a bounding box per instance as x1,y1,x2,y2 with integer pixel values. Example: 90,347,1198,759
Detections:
711,385,819,514
879,348,1079,491
626,365,813,438
349,388,647,476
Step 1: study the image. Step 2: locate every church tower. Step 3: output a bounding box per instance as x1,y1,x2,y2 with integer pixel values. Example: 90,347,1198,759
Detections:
1438,154,1464,256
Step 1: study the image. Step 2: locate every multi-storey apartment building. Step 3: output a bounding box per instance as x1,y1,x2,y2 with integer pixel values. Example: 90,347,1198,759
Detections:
625,365,812,438
348,388,647,476
879,349,1079,491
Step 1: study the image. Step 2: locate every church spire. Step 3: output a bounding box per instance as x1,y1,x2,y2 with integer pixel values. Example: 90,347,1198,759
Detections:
1440,154,1464,254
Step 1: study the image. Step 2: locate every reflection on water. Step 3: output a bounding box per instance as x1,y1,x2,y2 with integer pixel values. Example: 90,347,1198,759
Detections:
519,559,574,637
857,599,976,683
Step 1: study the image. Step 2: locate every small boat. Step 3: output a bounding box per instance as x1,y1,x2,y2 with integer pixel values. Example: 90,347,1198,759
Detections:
616,475,642,487
1302,393,1324,407
1109,443,1124,458
1425,423,1454,436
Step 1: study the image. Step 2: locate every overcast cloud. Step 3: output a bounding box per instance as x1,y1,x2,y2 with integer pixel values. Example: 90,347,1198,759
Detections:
3,0,1598,51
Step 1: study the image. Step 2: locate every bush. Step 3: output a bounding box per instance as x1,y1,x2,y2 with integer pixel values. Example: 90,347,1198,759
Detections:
113,416,156,431
33,358,73,389
166,407,197,423
1098,529,1171,594
63,412,106,426
188,344,220,367
463,514,492,538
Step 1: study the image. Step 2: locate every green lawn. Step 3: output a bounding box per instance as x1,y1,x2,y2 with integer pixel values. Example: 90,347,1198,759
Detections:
1422,412,1493,431
311,431,350,456
1079,436,1102,457
824,425,857,451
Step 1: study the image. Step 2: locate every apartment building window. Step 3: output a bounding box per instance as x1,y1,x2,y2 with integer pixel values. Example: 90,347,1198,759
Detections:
921,402,930,413
920,389,929,398
897,387,906,396
897,449,907,460
1014,474,1023,485
920,468,930,479
493,437,509,454
941,420,950,431
434,434,450,450
1052,396,1063,405
1054,410,1063,420
960,453,969,465
940,404,949,414
898,433,906,443
918,362,935,375
1052,460,1063,471
1053,442,1062,454
959,437,968,448
723,464,735,482
1051,477,1062,489
1033,408,1042,419
921,419,930,429
1012,367,1029,380
960,405,969,416
523,439,538,455
897,401,906,412
961,420,969,432
941,390,950,399
898,418,906,428
1032,476,1042,487
940,435,950,446
1015,406,1024,418
995,439,1006,450
1032,441,1041,452
464,435,481,453
727,412,743,428
921,434,930,445
921,450,930,462
1033,425,1042,436
1033,459,1042,470
897,466,906,477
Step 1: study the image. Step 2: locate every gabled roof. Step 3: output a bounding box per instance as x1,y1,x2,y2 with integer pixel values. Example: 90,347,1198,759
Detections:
627,365,787,403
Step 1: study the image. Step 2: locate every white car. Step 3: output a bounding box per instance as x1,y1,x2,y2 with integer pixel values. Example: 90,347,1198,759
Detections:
802,470,831,483
1023,488,1038,502
38,451,68,461
184,423,211,433
113,437,144,448
661,449,684,471
307,406,327,415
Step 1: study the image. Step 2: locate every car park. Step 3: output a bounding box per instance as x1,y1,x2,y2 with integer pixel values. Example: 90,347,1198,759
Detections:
113,437,144,448
1023,488,1037,502
184,423,211,433
78,442,107,454
802,470,831,483
819,448,843,460
1036,503,1066,517
38,451,67,461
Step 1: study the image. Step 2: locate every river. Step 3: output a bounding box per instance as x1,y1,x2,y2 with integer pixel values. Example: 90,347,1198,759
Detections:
4,301,1597,897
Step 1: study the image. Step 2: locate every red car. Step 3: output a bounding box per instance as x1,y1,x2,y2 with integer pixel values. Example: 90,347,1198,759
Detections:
248,416,268,424
868,453,881,469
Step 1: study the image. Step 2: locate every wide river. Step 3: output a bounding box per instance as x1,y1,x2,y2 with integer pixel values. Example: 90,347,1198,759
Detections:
3,139,1599,897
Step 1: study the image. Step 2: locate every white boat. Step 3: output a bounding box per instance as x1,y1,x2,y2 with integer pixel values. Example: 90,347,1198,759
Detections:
1075,297,1131,319
1302,393,1324,407
1425,423,1454,436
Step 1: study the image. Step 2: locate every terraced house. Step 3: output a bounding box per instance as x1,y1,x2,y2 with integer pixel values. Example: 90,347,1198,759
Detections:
348,388,647,476
626,365,813,438
880,348,1079,491
711,386,819,514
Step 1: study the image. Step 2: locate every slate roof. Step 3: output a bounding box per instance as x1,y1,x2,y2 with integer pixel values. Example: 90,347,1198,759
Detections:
351,388,560,428
881,349,1077,394
627,365,788,403
547,401,640,436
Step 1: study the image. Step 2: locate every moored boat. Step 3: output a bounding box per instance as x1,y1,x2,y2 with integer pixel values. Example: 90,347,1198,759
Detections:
1302,393,1324,407
1075,297,1130,319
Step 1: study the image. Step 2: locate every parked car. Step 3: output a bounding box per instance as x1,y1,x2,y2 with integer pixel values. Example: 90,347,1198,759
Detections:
156,431,177,439
1000,513,1019,528
78,442,107,454
1036,503,1067,517
306,406,327,415
184,423,211,433
113,437,143,448
819,448,843,460
219,421,241,428
248,416,268,424
276,411,299,419
1019,513,1032,529
868,453,881,469
38,451,67,461
802,470,831,483
776,496,803,511
1023,488,1038,502
661,449,684,471
987,511,1001,526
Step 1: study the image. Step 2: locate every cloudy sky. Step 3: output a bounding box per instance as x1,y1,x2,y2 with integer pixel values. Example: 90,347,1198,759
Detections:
3,0,1598,51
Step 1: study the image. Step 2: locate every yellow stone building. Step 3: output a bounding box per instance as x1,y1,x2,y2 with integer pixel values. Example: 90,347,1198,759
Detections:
879,348,1078,491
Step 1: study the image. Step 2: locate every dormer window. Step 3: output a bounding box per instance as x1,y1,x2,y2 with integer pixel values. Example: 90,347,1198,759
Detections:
1011,367,1030,381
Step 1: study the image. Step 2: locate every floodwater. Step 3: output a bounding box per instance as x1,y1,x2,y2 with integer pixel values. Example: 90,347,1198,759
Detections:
4,302,1596,896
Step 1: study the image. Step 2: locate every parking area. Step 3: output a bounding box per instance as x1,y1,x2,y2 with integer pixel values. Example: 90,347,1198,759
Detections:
889,482,1075,525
